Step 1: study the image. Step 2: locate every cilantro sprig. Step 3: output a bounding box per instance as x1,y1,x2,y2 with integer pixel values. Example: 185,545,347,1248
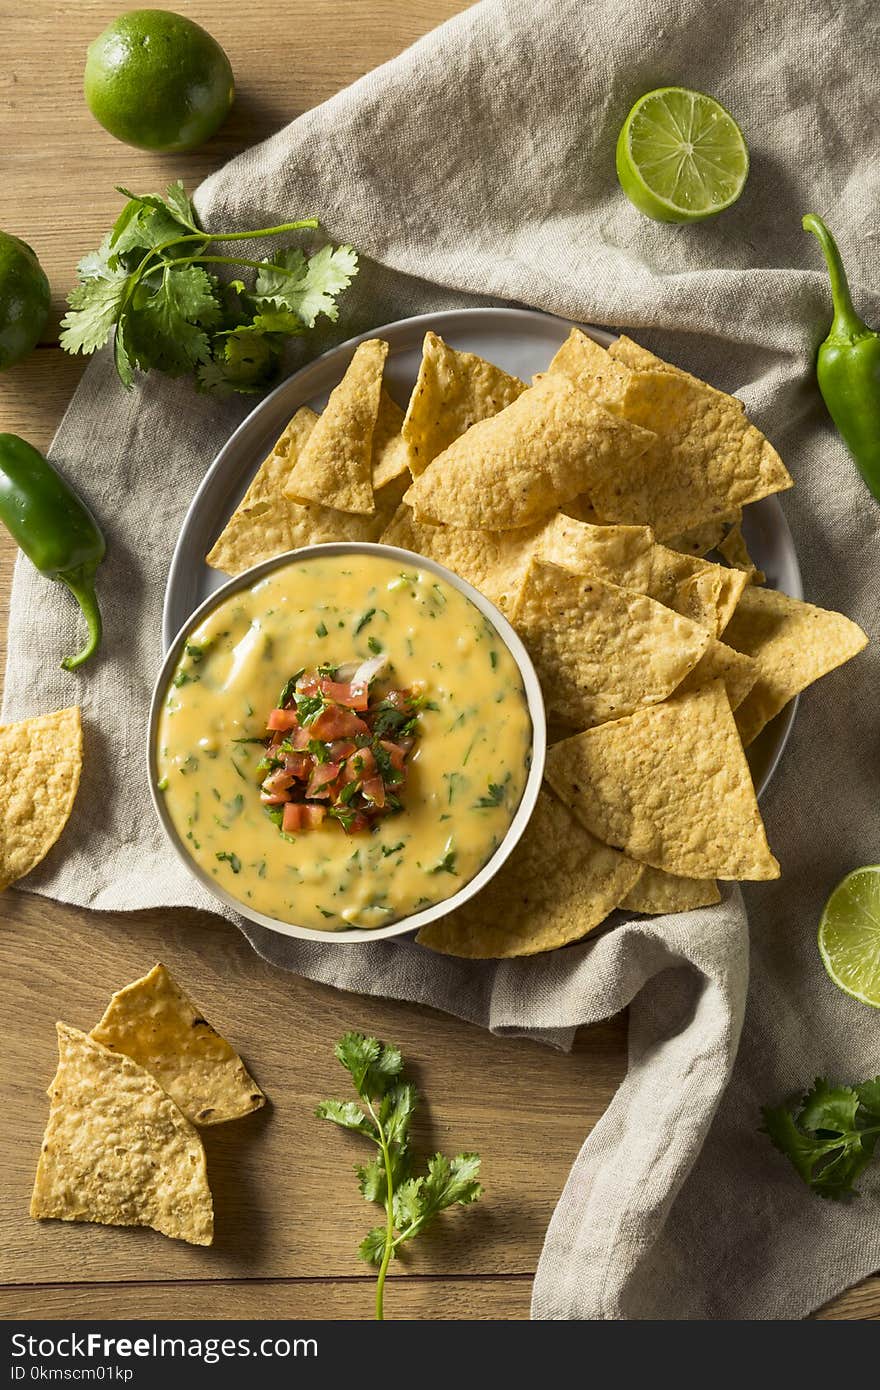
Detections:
761,1075,880,1201
61,182,358,394
316,1033,482,1319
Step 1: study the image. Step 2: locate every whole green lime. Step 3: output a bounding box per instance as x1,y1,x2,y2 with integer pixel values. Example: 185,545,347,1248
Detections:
84,10,234,153
0,232,50,371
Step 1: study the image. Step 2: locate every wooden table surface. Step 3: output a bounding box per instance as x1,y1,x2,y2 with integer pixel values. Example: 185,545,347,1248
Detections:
0,0,876,1323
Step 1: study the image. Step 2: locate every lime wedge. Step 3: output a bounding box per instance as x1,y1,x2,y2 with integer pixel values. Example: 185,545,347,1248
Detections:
616,87,749,223
818,866,880,1009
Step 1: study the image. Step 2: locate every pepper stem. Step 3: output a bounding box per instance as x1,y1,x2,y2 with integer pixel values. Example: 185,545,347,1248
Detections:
57,564,103,672
803,213,870,344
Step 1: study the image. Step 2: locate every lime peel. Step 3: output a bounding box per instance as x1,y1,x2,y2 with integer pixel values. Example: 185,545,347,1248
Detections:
818,865,880,1009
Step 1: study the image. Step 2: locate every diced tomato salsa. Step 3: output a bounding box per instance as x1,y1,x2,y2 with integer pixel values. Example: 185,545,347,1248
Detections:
259,665,422,834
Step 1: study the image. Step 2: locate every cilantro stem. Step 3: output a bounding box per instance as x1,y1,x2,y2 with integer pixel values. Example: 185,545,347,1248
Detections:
364,1094,395,1322
164,254,305,276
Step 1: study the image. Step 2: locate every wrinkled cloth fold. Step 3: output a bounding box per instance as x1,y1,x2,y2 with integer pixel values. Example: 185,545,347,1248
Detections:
4,0,879,1319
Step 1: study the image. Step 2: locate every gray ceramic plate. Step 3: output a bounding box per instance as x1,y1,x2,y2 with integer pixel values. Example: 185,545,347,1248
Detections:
163,306,802,795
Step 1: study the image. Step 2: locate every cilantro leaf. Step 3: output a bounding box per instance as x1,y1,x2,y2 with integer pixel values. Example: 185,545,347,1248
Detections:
315,1098,377,1138
254,243,358,327
60,275,132,355
761,1075,880,1201
358,1227,388,1266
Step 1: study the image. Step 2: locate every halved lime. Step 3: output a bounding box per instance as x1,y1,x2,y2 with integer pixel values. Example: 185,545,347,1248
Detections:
616,87,749,223
818,866,880,1009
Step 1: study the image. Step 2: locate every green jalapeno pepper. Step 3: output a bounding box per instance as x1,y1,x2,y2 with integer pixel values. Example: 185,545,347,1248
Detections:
0,434,105,670
803,214,880,501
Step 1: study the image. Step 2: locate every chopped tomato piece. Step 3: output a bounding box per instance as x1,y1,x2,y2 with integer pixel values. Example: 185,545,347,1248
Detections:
283,801,328,832
306,762,341,798
361,775,386,808
350,746,376,777
319,677,370,711
379,739,407,773
310,706,369,740
328,739,357,762
267,708,299,732
283,752,312,779
341,810,371,834
289,725,313,751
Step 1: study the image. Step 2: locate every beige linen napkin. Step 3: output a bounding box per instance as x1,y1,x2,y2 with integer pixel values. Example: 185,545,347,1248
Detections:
4,0,879,1318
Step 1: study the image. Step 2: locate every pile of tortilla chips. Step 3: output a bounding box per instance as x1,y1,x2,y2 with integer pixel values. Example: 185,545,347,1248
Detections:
206,328,868,959
31,964,265,1246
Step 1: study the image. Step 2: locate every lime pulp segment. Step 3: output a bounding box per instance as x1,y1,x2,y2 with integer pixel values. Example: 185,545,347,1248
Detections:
818,865,880,1009
617,88,749,222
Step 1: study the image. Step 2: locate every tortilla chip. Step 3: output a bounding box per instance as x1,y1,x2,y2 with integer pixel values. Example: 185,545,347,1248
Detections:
675,638,759,710
544,681,780,880
371,389,411,489
406,373,655,531
590,369,793,539
380,504,543,612
31,1024,213,1246
718,520,765,583
91,963,265,1127
510,558,711,728
0,707,82,891
547,327,631,406
401,331,526,475
667,512,739,557
724,587,869,746
608,334,691,377
284,338,387,514
535,513,747,634
206,407,406,576
561,493,601,523
416,790,640,957
621,866,721,914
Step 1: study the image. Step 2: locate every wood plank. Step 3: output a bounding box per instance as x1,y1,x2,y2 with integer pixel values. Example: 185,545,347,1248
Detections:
814,1277,880,1320
4,1273,878,1321
0,1,471,338
2,1276,530,1321
0,889,626,1285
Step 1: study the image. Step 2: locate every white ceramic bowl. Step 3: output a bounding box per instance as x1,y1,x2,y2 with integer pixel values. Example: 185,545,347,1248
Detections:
148,542,547,944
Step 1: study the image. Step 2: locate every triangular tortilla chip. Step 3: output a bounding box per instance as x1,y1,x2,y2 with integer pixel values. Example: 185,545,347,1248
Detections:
402,331,526,475
206,406,407,576
0,707,82,891
675,638,759,710
380,504,543,613
405,373,655,530
595,369,793,538
667,512,740,558
548,332,791,538
416,790,640,957
31,1024,213,1246
547,327,632,406
544,681,780,880
718,519,765,582
534,513,747,635
371,389,412,489
724,586,868,746
91,963,265,1127
284,338,388,514
510,558,711,728
608,334,691,377
621,865,720,914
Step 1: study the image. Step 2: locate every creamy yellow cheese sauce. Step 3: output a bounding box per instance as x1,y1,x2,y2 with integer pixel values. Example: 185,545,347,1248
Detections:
155,554,533,930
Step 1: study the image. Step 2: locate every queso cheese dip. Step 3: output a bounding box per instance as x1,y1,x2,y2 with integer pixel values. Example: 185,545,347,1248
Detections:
155,553,533,931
